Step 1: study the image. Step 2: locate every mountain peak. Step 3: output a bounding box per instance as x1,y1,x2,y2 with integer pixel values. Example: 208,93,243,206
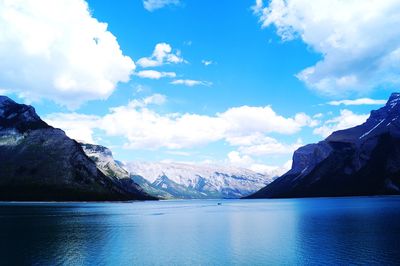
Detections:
385,92,400,110
0,96,47,132
365,92,400,123
0,96,15,107
81,143,113,160
388,92,400,102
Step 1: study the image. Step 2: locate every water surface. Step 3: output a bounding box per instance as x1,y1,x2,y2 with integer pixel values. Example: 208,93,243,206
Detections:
0,197,399,265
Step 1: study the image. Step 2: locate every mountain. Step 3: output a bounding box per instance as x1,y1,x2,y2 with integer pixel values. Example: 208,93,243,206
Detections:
123,161,275,199
246,93,400,199
0,96,155,201
79,143,156,198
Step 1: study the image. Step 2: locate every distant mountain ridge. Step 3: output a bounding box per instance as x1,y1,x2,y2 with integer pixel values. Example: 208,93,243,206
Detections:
123,161,276,199
246,93,400,199
0,96,155,201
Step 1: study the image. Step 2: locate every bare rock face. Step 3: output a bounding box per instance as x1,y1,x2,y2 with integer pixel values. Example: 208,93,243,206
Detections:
80,143,151,197
246,93,400,199
0,96,156,201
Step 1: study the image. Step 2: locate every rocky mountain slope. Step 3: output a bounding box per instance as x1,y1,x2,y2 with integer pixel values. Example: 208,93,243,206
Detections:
123,161,275,199
80,143,154,198
0,96,155,201
246,93,400,199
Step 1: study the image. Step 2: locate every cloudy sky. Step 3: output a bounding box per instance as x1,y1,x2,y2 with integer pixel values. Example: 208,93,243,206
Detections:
1,0,399,173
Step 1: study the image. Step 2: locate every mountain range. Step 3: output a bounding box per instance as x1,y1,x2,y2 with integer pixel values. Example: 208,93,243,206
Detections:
78,143,277,199
246,93,400,199
3,93,400,201
123,161,275,199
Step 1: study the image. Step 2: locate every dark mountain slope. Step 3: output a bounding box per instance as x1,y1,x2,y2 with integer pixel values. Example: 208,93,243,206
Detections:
246,93,400,199
0,96,156,201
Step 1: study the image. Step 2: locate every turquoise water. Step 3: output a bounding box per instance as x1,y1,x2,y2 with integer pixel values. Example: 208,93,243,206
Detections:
0,197,400,265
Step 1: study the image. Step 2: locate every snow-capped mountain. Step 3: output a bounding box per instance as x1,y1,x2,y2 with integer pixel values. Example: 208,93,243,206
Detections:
123,161,276,199
247,93,400,199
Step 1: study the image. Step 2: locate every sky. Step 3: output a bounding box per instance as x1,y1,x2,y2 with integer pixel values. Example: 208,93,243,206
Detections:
1,0,399,174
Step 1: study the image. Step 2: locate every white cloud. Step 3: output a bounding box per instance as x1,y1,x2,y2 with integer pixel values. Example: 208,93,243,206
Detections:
327,98,386,106
44,94,166,144
227,151,291,176
143,0,180,11
236,136,302,156
136,43,184,68
123,93,166,108
201,60,213,66
136,70,176,79
45,94,317,150
313,109,368,138
101,108,225,149
165,150,191,156
170,79,212,87
227,151,254,166
313,113,323,119
0,0,135,108
44,113,100,144
220,106,316,136
254,0,400,96
249,160,292,176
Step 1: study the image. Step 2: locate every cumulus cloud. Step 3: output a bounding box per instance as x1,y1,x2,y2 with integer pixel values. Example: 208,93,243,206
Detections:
249,160,292,176
313,109,368,138
44,94,166,144
253,0,400,96
227,151,292,177
44,113,100,144
45,94,317,150
220,106,316,136
136,43,185,68
327,98,386,106
136,70,176,79
170,79,212,87
143,0,180,11
233,135,303,156
0,0,135,108
227,151,254,166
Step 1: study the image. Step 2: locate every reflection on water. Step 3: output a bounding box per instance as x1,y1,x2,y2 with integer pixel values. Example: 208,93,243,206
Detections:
0,197,400,265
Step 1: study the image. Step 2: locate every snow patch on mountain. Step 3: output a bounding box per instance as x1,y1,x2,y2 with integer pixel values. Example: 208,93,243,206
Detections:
359,119,386,139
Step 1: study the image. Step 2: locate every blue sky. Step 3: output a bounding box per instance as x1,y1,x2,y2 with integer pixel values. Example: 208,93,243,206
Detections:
1,0,399,174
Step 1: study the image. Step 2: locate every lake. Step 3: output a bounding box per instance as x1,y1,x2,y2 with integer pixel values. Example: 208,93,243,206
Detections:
0,197,399,265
